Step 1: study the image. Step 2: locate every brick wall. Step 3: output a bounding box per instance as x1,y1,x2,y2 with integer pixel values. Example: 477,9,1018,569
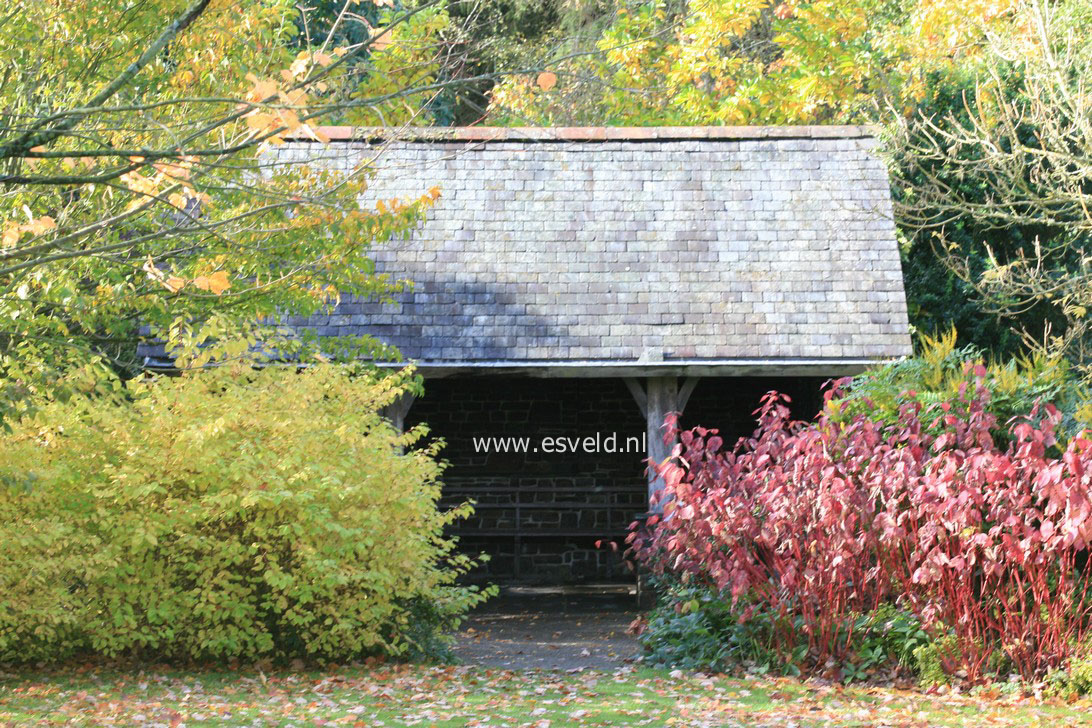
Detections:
408,375,825,584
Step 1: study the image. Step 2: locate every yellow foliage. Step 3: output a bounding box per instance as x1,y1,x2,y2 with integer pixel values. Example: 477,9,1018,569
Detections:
489,0,1022,126
0,365,490,663
834,328,1092,442
917,328,961,390
191,270,231,295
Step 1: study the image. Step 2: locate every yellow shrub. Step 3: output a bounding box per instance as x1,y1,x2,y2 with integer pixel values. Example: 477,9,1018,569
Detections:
0,364,489,664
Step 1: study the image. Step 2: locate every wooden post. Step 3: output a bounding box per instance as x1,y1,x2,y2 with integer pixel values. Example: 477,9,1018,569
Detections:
645,377,678,510
626,375,700,606
625,376,700,511
381,393,416,454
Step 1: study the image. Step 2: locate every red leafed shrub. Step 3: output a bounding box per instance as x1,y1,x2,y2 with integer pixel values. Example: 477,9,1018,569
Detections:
630,367,1092,681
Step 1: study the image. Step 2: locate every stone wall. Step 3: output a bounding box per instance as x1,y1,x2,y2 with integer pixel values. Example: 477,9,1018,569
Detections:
408,375,825,584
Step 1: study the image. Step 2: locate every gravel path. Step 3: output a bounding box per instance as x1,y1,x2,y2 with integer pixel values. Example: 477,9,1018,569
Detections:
452,588,641,670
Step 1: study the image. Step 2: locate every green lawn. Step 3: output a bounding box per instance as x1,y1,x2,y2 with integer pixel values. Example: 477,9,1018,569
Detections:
2,663,1090,727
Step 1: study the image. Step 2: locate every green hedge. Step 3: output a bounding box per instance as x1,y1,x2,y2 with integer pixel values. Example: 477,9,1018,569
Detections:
0,364,489,664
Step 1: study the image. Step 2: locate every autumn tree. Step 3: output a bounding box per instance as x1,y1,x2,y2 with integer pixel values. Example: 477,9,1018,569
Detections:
0,0,485,421
484,0,997,126
483,0,1028,126
890,0,1092,367
482,0,1049,358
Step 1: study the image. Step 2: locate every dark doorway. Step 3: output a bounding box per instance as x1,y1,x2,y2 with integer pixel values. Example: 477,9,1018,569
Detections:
409,374,826,585
410,377,647,584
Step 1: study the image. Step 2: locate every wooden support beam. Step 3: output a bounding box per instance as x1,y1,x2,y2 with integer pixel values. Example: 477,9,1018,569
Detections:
677,376,699,412
623,376,648,418
645,376,678,510
639,376,702,511
381,392,416,432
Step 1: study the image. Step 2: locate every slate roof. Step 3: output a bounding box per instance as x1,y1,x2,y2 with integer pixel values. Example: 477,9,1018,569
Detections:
146,127,913,373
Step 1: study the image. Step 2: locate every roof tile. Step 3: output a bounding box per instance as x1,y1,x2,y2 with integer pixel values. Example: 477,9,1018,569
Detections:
245,130,912,366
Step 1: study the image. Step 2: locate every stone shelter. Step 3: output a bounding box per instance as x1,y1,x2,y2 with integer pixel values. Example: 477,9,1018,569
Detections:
144,126,913,583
